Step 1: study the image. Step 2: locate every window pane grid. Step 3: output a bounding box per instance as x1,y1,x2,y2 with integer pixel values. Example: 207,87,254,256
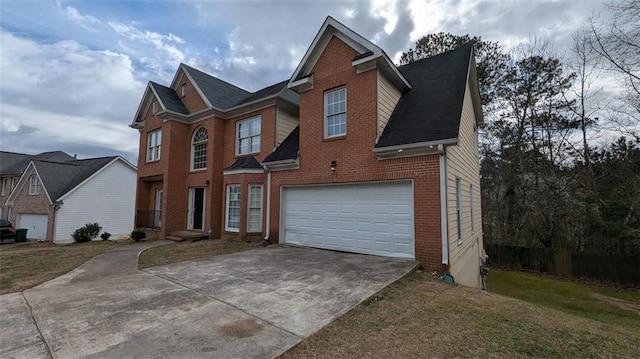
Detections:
147,130,161,162
237,117,261,155
191,127,208,170
325,88,346,137
227,185,240,231
248,185,262,232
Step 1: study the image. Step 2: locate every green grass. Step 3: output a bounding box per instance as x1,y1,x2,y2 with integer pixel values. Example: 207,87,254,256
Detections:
488,269,640,327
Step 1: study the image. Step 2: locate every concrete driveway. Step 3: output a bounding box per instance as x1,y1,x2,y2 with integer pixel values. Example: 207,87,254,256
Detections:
1,242,417,359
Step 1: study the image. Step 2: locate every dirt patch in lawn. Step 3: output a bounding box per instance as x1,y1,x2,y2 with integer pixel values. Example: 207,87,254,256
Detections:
138,239,257,269
592,293,640,315
0,240,131,295
280,271,640,359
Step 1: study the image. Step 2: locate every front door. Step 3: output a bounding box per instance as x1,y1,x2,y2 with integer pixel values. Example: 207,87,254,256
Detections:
188,187,205,230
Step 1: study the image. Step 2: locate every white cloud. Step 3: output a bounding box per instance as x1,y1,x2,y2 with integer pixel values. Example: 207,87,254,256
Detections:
58,3,102,32
0,31,142,158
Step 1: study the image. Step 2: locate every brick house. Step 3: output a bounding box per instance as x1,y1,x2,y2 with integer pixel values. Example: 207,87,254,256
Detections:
1,151,136,242
130,17,484,287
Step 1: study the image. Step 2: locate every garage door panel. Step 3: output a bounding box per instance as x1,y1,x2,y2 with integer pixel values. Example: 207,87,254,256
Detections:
17,214,48,240
283,182,414,259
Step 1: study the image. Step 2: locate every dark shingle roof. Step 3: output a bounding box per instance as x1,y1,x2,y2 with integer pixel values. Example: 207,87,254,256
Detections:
0,151,74,175
150,82,189,115
375,43,473,148
182,64,251,109
33,157,117,201
224,156,263,171
263,126,299,163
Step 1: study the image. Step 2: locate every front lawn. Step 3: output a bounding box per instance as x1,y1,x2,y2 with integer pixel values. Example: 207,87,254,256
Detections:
138,239,257,269
0,240,130,295
281,270,640,358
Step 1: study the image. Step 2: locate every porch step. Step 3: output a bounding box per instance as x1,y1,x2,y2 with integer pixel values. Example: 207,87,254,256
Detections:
166,230,209,242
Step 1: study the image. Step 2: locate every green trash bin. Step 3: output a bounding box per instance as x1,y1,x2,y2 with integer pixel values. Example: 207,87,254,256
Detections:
15,228,28,242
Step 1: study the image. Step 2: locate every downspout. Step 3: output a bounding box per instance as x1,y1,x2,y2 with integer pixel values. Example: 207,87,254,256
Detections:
263,167,272,242
439,144,449,265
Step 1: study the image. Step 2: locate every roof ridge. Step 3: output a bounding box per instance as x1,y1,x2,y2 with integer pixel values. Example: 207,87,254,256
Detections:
181,63,251,93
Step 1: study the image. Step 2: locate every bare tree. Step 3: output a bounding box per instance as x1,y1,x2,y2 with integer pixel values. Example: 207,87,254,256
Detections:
589,0,639,116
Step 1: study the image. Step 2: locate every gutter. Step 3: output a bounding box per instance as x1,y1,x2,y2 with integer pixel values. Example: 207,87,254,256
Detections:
439,144,450,265
373,138,458,155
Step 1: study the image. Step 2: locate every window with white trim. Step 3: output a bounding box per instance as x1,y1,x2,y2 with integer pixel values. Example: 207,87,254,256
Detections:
1,178,8,195
11,177,17,191
470,184,475,232
152,101,160,114
226,185,241,232
325,87,346,138
147,129,162,162
181,84,187,97
191,127,208,170
247,185,263,232
456,178,462,242
29,175,40,195
236,117,261,155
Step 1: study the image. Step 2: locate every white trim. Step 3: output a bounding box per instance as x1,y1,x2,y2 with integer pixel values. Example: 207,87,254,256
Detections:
222,168,264,175
262,159,299,171
455,178,462,244
439,150,449,265
324,87,347,138
147,129,162,162
225,184,241,232
264,171,271,240
188,187,206,230
5,163,53,205
190,126,208,171
247,184,263,233
235,116,261,156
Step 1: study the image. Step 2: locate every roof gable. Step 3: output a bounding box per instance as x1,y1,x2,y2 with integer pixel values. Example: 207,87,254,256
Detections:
288,16,410,92
0,151,74,175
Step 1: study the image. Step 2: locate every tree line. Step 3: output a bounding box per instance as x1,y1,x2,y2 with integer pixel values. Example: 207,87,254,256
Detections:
401,0,639,257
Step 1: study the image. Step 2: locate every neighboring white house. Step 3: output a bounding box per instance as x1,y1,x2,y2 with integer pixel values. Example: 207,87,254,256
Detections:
3,154,137,243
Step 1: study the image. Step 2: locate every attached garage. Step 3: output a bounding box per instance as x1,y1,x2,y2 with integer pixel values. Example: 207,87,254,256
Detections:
282,181,414,258
17,214,48,240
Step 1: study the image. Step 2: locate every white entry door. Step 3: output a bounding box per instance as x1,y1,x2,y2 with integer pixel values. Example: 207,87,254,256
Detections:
188,187,205,230
282,181,414,259
18,214,48,240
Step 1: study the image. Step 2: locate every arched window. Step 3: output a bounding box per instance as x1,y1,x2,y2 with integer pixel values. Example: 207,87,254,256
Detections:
191,127,208,170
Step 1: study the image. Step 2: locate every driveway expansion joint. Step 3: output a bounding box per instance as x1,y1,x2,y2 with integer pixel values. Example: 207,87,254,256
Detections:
144,269,303,339
21,292,53,359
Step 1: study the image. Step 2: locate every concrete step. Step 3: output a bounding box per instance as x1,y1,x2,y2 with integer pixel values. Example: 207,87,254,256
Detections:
166,235,185,242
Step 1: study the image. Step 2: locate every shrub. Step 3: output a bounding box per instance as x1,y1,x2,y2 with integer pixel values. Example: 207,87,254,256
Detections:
72,223,102,243
130,229,146,242
100,232,111,241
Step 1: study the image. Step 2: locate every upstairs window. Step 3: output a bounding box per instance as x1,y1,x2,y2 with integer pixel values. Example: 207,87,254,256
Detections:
29,175,40,195
191,127,208,170
237,117,261,155
152,101,160,114
325,87,346,138
1,178,8,195
147,129,162,162
181,84,187,97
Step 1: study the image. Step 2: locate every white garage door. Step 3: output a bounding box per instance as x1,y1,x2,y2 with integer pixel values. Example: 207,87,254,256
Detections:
18,214,48,240
282,181,414,258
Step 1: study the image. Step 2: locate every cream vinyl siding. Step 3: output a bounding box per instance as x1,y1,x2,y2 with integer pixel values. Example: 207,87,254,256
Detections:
54,160,136,243
276,108,299,146
445,81,483,288
377,70,401,139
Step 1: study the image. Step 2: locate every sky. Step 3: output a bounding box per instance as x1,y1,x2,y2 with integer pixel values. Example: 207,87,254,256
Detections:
0,0,611,163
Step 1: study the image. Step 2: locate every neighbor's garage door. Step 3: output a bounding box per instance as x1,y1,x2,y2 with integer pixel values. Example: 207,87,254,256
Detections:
282,181,414,258
18,214,48,240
